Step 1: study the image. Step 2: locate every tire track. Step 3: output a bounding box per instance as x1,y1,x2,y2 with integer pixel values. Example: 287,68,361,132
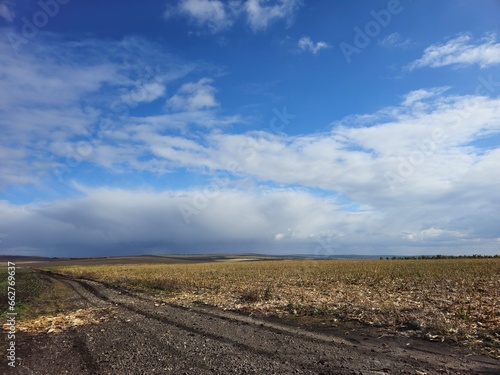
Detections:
48,272,349,374
19,269,500,375
71,332,102,375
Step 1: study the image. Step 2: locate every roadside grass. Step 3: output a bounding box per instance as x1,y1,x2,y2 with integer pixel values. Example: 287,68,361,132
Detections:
0,267,113,335
0,268,45,320
55,258,500,357
0,267,77,321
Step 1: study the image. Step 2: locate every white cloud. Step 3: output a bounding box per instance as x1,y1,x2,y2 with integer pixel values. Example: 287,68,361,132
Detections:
1,180,498,257
0,32,197,187
121,82,166,106
378,32,412,49
401,87,450,106
0,35,116,187
0,47,118,110
297,36,330,54
2,87,500,255
167,78,219,111
404,228,467,242
408,33,500,70
82,90,500,203
0,186,353,256
176,0,235,33
1,30,500,256
62,90,500,257
245,0,301,32
0,1,14,22
170,0,302,33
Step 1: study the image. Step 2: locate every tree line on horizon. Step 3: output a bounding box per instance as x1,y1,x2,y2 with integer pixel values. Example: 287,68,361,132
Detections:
380,254,500,260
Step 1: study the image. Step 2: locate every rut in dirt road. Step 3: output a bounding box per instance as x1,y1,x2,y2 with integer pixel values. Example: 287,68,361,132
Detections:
6,270,500,375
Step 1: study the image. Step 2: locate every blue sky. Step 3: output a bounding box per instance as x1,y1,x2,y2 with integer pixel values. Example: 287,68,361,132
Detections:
1,0,500,257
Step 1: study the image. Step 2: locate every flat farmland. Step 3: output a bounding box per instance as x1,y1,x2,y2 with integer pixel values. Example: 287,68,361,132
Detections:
56,258,500,358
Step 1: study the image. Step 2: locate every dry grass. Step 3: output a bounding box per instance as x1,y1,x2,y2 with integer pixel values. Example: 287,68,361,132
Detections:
56,258,500,357
4,307,115,335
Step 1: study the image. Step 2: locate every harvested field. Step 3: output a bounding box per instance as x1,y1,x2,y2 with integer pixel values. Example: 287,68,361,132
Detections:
56,258,500,358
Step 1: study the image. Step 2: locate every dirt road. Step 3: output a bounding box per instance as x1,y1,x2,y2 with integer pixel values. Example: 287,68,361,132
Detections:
3,271,499,374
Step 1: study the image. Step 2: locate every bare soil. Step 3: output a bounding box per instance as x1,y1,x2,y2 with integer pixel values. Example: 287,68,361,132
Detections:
1,270,499,375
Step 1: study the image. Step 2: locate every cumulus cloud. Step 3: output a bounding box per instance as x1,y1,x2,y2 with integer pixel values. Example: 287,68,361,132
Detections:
175,0,236,33
4,88,499,257
169,0,302,33
121,82,166,106
2,31,500,257
297,36,330,54
0,179,497,257
167,78,219,111
169,92,499,204
0,187,353,256
244,0,302,32
407,33,500,70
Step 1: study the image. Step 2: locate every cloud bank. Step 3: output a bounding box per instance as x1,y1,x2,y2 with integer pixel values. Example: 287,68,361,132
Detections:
1,31,500,257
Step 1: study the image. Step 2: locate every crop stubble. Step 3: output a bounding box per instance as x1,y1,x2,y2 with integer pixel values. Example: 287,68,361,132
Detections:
57,258,500,358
